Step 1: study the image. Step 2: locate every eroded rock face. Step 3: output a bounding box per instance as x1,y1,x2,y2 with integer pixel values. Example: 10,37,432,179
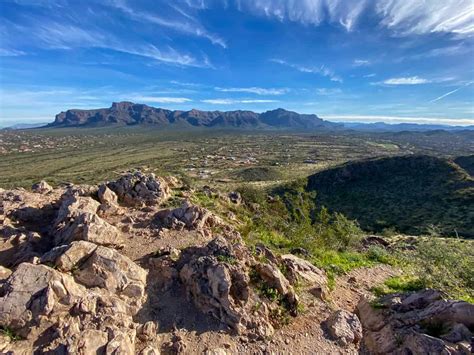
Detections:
357,289,474,354
176,236,274,338
107,171,170,207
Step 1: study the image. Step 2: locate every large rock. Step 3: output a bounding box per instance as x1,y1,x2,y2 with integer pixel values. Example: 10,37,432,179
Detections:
107,171,170,207
74,245,148,313
41,240,98,271
177,237,274,337
0,263,85,334
280,254,327,298
357,290,474,354
325,310,362,346
54,195,124,247
155,200,223,231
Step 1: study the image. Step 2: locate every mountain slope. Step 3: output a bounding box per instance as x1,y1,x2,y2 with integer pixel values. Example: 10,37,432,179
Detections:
306,155,474,237
47,102,339,129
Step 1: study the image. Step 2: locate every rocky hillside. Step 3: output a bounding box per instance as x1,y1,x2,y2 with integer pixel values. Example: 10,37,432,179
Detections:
307,155,474,237
48,102,340,129
1,172,473,353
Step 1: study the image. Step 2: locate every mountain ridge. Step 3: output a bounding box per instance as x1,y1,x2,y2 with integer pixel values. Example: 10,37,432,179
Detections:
48,101,340,130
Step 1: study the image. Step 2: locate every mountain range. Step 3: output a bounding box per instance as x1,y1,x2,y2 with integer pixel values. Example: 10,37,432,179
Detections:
47,101,340,130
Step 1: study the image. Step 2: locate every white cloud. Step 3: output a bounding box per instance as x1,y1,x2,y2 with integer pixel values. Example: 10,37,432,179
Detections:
235,0,474,37
271,59,343,83
215,87,288,95
353,59,370,67
201,98,278,104
363,73,376,78
131,96,192,103
382,76,430,85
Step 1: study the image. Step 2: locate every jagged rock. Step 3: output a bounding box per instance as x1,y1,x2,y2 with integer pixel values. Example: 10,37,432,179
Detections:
139,346,161,355
137,321,157,341
357,290,474,354
31,180,53,194
54,195,124,247
0,263,85,335
280,254,327,300
325,310,362,346
67,329,109,354
254,262,298,314
361,235,390,249
98,183,121,216
41,240,98,271
177,237,273,337
108,171,170,207
74,245,147,313
155,200,223,231
105,329,136,355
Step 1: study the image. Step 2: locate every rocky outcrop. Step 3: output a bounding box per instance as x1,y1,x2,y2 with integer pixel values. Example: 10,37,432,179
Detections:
53,194,124,247
325,310,362,346
357,289,474,354
31,180,53,194
154,200,223,232
108,171,170,207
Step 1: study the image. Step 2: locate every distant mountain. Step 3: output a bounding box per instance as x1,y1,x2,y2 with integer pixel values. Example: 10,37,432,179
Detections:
343,121,474,132
306,155,474,237
2,123,48,130
47,102,340,130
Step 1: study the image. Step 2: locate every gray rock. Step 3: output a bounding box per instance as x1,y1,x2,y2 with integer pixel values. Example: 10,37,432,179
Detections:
325,310,362,346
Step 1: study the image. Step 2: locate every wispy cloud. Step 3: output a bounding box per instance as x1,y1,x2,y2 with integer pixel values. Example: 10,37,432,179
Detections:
236,0,474,37
271,59,343,83
30,22,211,67
429,82,473,103
364,73,376,78
0,48,26,56
110,0,226,48
130,96,192,103
316,88,343,95
353,59,370,67
202,98,278,104
382,76,430,85
215,87,288,95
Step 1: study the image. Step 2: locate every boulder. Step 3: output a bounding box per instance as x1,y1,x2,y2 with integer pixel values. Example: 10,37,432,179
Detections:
54,195,123,247
0,263,85,335
139,346,161,355
228,191,242,204
155,200,223,231
357,290,474,354
325,310,362,346
98,183,118,206
0,265,12,281
74,245,148,313
280,254,327,294
137,321,157,341
41,240,98,271
107,171,170,207
31,180,53,194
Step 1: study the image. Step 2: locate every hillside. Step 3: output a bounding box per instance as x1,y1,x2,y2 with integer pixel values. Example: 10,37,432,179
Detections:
48,102,340,130
307,155,474,237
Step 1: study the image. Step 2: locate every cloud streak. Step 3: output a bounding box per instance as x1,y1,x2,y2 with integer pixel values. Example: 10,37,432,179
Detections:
215,87,288,95
201,98,278,104
382,76,430,85
430,82,473,103
271,59,343,83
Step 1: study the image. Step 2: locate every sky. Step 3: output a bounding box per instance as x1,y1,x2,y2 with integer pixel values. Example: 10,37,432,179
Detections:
0,0,473,127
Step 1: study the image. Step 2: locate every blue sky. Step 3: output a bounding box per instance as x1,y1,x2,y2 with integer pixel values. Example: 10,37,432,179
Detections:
0,0,473,126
